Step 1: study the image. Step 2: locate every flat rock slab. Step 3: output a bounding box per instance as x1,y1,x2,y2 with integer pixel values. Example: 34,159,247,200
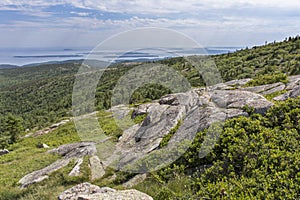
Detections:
211,90,274,114
274,85,300,101
19,159,71,188
242,82,285,94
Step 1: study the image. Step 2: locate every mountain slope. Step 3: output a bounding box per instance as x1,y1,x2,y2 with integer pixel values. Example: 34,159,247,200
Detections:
0,35,300,199
1,74,299,199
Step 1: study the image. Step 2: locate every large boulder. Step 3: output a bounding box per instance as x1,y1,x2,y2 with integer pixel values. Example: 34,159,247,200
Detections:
58,182,153,200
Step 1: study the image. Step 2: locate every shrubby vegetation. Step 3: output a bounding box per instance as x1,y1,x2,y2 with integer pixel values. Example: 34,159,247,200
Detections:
135,97,300,199
215,36,300,81
245,72,289,87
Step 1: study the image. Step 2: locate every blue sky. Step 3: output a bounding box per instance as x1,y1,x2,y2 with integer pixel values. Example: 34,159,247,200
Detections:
0,0,300,48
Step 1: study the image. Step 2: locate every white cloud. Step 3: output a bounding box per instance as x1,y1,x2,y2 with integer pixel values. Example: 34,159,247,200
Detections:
0,0,300,48
70,11,90,17
65,0,300,14
1,0,300,13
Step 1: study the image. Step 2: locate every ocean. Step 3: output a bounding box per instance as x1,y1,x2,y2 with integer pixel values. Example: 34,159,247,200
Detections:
0,47,241,66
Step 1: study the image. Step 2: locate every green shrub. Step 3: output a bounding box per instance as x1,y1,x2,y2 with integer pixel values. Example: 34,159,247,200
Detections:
135,97,300,199
245,73,288,87
159,120,182,148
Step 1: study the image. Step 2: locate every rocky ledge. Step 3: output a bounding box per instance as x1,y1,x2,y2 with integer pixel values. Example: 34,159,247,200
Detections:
108,76,300,172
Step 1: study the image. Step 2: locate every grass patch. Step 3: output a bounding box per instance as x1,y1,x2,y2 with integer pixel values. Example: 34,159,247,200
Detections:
133,114,148,124
134,173,197,200
0,121,81,200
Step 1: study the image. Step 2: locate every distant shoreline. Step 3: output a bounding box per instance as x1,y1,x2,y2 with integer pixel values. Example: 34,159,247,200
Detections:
0,47,242,67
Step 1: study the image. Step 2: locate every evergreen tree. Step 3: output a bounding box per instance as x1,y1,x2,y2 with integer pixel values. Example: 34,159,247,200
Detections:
0,114,23,148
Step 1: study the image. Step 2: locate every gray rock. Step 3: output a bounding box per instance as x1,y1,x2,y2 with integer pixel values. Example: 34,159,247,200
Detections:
69,158,83,177
19,142,97,188
89,155,105,181
49,119,70,129
134,104,184,142
109,104,133,120
261,83,286,95
242,82,285,94
77,189,153,200
288,74,300,83
37,143,50,149
19,159,71,188
42,143,50,148
104,87,275,172
274,85,300,101
224,78,252,87
122,174,147,188
58,182,103,200
211,90,273,114
209,83,234,90
0,149,9,156
226,109,249,118
273,93,290,101
159,94,180,105
48,142,96,159
21,77,299,187
131,103,152,119
58,183,153,200
286,79,300,90
107,92,200,172
290,85,300,98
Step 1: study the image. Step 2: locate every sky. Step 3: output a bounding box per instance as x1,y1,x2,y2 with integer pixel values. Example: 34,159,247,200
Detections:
0,0,300,48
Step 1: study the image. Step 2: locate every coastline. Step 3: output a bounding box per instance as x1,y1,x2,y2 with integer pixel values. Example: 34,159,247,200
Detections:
0,47,241,67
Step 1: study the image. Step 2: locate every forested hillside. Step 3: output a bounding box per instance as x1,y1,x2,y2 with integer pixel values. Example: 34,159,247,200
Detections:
1,36,300,148
0,38,299,145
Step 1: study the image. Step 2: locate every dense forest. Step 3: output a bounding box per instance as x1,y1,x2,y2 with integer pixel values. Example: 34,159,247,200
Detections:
0,36,300,199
